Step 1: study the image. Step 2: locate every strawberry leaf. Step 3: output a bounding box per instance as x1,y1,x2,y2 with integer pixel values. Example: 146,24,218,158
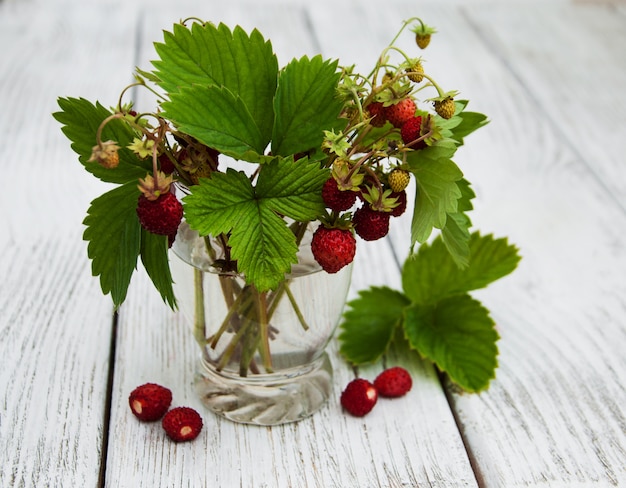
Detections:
338,287,411,364
161,85,267,159
402,232,521,306
152,22,278,144
272,55,344,156
404,295,498,392
440,178,475,268
140,230,177,310
448,100,489,146
83,182,142,308
407,144,464,244
54,97,151,183
183,158,327,291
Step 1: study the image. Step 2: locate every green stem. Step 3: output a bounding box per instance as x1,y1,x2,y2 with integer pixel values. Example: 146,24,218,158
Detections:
256,290,273,373
209,288,251,349
284,282,309,331
192,268,206,347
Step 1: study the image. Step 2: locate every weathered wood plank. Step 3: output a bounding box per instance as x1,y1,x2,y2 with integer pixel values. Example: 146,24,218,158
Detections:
0,5,138,487
102,3,478,487
462,2,626,209
0,234,114,487
381,3,626,486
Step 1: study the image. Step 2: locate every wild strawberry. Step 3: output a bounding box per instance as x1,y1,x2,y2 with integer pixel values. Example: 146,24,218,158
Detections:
366,101,386,127
374,367,413,398
411,23,436,49
311,226,356,273
353,205,390,241
385,98,416,128
405,61,424,83
158,152,176,174
400,116,425,147
340,378,378,417
389,191,407,217
162,407,203,442
322,178,357,211
136,192,183,236
88,140,120,169
388,169,411,193
415,33,432,49
434,97,456,119
128,383,172,421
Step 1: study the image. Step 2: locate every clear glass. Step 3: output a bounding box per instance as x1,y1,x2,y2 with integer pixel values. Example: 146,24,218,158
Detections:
170,222,353,425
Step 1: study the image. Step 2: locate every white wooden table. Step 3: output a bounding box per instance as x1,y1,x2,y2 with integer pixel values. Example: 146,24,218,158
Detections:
2,0,626,486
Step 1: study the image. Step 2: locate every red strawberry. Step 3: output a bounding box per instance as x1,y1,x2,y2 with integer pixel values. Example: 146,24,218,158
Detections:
374,367,413,398
340,378,378,416
389,191,407,217
128,383,172,421
311,226,356,273
136,192,183,236
322,178,357,211
353,205,390,241
162,407,203,442
366,101,387,127
385,98,417,128
158,152,176,174
400,116,425,148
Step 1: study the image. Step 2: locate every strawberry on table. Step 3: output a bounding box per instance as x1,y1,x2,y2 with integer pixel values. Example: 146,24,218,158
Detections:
340,378,378,417
128,383,173,421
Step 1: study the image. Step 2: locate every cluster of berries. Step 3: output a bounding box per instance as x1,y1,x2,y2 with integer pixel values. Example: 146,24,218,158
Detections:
340,366,413,417
309,21,457,275
128,383,203,442
87,16,454,283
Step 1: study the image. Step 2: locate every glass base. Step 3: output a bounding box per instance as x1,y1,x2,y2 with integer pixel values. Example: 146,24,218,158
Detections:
193,353,333,425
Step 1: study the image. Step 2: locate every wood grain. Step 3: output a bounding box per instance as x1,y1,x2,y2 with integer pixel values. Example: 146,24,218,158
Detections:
385,3,626,486
3,0,626,487
0,5,138,487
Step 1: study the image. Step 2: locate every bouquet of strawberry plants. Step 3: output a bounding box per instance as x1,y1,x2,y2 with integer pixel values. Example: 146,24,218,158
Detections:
54,17,519,390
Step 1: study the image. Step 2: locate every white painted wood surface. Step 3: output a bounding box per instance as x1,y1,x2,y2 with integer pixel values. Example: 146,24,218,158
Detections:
1,1,625,487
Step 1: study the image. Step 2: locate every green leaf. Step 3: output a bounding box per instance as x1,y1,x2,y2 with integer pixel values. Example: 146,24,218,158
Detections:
183,160,327,291
162,85,267,159
83,182,142,308
255,158,328,221
272,55,344,156
402,232,521,305
441,178,475,268
338,287,411,364
54,97,152,183
404,295,499,392
140,230,177,310
153,22,278,143
450,105,489,146
407,145,464,244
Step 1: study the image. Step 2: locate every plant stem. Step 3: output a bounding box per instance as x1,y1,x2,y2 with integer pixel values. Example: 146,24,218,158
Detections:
256,290,273,372
193,268,206,347
284,282,310,331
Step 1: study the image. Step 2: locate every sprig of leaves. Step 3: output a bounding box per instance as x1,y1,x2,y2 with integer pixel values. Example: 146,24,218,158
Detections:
338,232,520,392
54,98,176,309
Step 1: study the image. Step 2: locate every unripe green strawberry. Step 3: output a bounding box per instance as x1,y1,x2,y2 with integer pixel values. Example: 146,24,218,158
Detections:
434,97,456,119
405,61,424,83
388,169,411,193
385,98,416,128
415,33,431,49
